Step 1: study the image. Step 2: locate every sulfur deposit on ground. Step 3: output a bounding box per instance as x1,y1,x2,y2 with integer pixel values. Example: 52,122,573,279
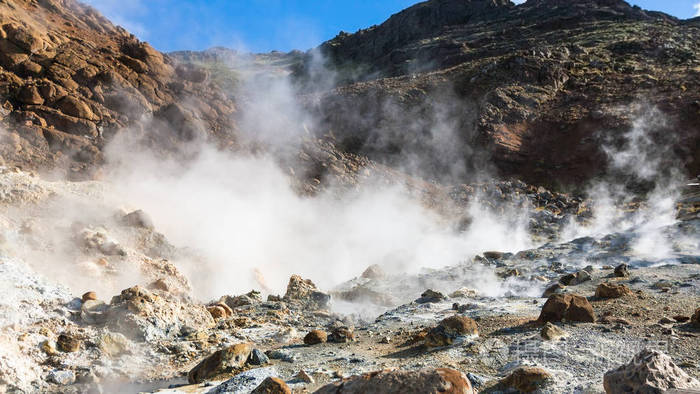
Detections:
0,164,698,393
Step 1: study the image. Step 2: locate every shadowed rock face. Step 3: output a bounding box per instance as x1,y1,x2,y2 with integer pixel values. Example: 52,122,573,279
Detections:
296,0,700,188
0,0,236,178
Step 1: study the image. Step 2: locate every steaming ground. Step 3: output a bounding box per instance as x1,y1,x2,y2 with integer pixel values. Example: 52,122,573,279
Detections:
0,57,697,390
0,154,699,392
103,141,535,302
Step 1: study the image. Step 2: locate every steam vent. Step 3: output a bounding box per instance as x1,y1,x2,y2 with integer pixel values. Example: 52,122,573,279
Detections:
0,0,699,392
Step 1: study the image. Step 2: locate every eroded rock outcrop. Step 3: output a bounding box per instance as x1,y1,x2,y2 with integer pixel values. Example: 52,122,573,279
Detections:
0,0,236,178
283,275,330,310
105,285,214,341
603,349,700,393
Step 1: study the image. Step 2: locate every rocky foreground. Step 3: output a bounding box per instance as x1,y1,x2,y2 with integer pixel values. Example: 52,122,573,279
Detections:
0,165,698,393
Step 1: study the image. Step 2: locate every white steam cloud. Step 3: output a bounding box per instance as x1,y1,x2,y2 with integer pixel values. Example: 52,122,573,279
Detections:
561,104,685,261
104,139,533,301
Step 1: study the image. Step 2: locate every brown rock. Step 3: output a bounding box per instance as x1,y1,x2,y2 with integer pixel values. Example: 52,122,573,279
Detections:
40,340,57,355
425,315,478,347
251,377,291,394
304,329,327,345
207,305,227,319
215,302,233,317
416,289,446,303
500,367,552,393
81,291,97,302
405,329,429,346
4,23,45,53
542,282,565,297
614,263,629,277
296,370,314,383
537,293,595,323
187,343,252,384
559,270,591,286
595,283,632,299
328,326,355,343
692,308,700,328
603,349,700,393
540,322,568,340
18,60,42,77
56,96,95,120
17,85,44,105
56,333,80,352
313,368,475,394
437,315,478,336
283,275,330,309
483,251,504,259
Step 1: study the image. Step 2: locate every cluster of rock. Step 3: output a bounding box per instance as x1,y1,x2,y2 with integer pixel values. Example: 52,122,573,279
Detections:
295,0,700,187
0,0,235,177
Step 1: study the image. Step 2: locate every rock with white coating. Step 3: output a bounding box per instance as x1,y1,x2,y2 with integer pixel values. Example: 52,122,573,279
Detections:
603,349,700,393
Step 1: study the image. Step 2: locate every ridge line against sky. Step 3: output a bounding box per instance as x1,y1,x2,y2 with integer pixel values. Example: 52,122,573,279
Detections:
83,0,700,54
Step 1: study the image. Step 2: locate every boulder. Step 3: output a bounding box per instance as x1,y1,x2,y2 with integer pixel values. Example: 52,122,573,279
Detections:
416,289,446,304
603,349,700,393
595,282,632,299
188,343,252,384
540,322,568,340
220,291,262,308
483,251,504,260
313,368,475,394
304,329,327,345
537,293,595,323
559,270,591,286
425,315,478,347
56,333,80,352
207,305,228,319
542,282,565,297
251,377,291,394
500,367,552,393
328,326,355,343
283,275,330,310
614,263,629,277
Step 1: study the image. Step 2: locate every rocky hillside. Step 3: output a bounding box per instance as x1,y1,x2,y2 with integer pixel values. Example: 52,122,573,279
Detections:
0,0,236,178
300,0,700,188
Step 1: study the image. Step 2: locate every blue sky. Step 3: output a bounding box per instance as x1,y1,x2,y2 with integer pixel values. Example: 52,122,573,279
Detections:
84,0,700,53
